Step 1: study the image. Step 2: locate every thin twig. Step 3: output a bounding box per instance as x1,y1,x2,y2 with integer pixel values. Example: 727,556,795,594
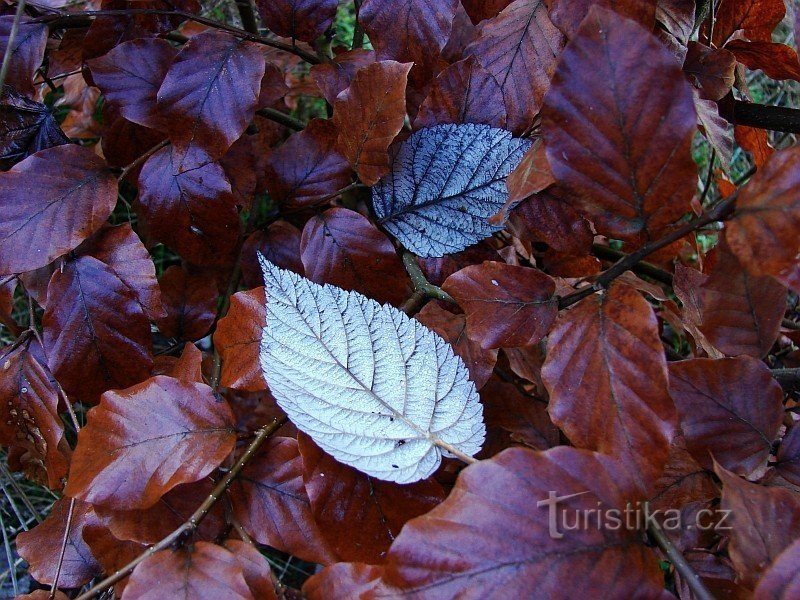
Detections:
234,0,259,35
0,0,28,91
74,417,287,600
118,139,169,183
50,498,76,599
589,244,673,286
698,148,716,207
647,513,715,600
558,194,738,309
0,508,18,596
256,107,306,131
351,0,365,49
34,9,320,64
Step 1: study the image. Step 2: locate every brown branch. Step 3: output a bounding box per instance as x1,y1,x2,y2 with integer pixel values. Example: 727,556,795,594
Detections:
730,100,800,134
589,244,673,286
646,511,715,600
74,417,287,600
34,9,320,64
402,252,455,304
559,194,737,309
234,0,259,35
256,107,306,131
351,0,365,49
50,498,75,599
118,139,169,183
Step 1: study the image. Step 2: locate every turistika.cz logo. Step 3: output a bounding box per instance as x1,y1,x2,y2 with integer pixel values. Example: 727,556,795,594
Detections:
537,491,732,539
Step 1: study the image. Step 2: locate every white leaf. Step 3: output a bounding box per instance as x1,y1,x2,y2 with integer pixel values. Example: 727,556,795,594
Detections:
259,257,485,483
372,123,532,258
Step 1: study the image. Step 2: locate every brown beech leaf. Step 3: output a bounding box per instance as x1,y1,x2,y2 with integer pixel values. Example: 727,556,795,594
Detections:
0,145,117,274
0,89,69,170
655,0,695,45
359,0,459,83
82,525,145,597
263,118,352,207
88,38,177,131
332,60,411,185
546,0,657,39
464,0,565,134
157,265,218,341
708,0,785,47
695,96,734,173
300,207,410,306
541,283,677,494
696,240,785,358
507,185,594,255
137,145,241,266
503,138,555,207
753,538,800,600
0,335,69,489
443,261,557,349
716,463,800,587
79,223,165,321
306,447,668,597
43,255,153,405
214,287,266,391
415,303,497,389
124,541,251,600
775,425,800,487
683,42,737,101
97,478,226,544
736,124,773,168
649,433,718,512
310,49,376,105
230,436,336,564
0,17,47,96
64,376,236,510
298,433,445,563
461,0,514,23
726,146,800,282
157,30,265,166
255,0,338,43
223,540,279,600
241,223,304,289
669,357,783,476
413,56,507,130
16,498,102,588
542,6,696,241
726,41,800,82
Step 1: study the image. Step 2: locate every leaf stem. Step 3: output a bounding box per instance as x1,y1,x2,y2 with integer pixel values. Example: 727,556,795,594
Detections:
646,512,715,600
558,194,737,309
402,252,455,304
351,0,365,49
73,417,287,600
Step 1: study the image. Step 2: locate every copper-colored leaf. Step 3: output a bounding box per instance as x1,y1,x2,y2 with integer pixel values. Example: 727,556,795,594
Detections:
753,538,800,600
0,335,69,489
415,303,497,389
464,0,565,134
775,425,800,487
310,49,376,105
82,525,145,597
683,42,737,101
359,0,459,83
255,0,338,43
696,241,785,358
707,0,785,47
695,96,734,172
263,118,351,207
669,357,783,476
414,56,507,130
307,447,667,597
541,283,677,494
0,17,47,96
503,138,555,207
542,5,697,241
332,61,411,185
299,433,445,563
300,207,409,306
16,498,102,588
157,30,265,166
64,376,236,509
726,41,800,82
716,463,800,587
137,145,241,266
88,38,177,131
223,540,279,600
726,146,800,282
124,541,251,600
650,433,718,512
241,223,304,288
443,261,557,349
0,89,69,170
0,145,117,274
230,436,336,564
214,287,266,391
157,265,218,341
461,0,514,23
43,255,153,404
546,0,657,39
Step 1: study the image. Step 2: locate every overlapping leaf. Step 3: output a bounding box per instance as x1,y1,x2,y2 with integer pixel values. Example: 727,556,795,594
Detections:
259,259,485,483
157,266,218,341
542,5,697,241
0,145,117,274
0,17,47,95
214,287,267,391
255,0,338,43
64,376,236,509
0,88,69,169
371,123,531,257
541,283,677,494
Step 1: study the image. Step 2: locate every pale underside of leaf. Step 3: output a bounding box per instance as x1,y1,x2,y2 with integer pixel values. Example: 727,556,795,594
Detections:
259,257,485,483
371,123,531,258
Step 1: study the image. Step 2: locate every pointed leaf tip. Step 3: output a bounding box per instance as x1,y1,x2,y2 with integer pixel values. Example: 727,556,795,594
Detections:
258,257,485,483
